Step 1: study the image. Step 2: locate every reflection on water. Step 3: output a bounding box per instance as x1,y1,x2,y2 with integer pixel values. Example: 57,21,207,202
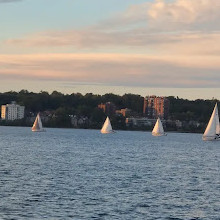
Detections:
0,126,219,219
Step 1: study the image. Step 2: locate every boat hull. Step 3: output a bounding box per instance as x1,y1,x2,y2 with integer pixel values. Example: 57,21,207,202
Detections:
101,130,115,134
202,135,220,141
32,129,46,132
152,132,167,137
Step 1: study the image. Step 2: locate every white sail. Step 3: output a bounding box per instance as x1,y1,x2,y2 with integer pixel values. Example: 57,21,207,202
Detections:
101,117,114,134
215,105,220,135
152,118,166,136
32,113,45,132
203,103,220,141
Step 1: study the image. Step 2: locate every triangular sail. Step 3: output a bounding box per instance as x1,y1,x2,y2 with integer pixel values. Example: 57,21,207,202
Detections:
215,104,220,135
152,118,165,136
32,113,44,132
203,103,219,138
101,117,113,134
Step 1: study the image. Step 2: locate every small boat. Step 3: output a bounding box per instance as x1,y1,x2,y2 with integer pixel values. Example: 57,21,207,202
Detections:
203,103,220,141
32,113,45,132
152,118,167,136
101,116,114,134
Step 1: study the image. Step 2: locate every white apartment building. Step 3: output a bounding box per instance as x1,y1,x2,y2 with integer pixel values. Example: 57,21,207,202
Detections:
1,102,25,121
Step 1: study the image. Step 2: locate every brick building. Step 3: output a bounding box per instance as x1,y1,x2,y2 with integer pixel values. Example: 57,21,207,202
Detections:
143,96,169,119
98,102,116,116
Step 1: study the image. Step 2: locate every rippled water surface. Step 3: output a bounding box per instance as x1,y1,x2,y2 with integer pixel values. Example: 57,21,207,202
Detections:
0,126,219,219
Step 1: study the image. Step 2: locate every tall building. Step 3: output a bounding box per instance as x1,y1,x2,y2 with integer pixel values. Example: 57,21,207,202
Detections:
143,96,169,119
1,101,25,121
98,102,116,116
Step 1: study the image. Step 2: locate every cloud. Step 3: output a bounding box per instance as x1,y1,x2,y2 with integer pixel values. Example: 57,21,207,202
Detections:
5,0,220,57
6,30,220,56
2,0,220,90
112,0,220,31
0,53,219,88
0,0,22,3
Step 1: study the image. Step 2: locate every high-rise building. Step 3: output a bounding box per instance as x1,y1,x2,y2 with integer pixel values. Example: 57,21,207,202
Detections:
98,102,116,116
1,101,25,121
143,96,169,119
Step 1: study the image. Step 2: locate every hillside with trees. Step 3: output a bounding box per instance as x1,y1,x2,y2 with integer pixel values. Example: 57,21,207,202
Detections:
0,90,218,133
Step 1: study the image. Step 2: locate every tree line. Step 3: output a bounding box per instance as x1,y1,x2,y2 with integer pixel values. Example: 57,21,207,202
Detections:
0,90,218,131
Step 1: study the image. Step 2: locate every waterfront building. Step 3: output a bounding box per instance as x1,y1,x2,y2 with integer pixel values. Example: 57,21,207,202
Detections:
70,115,89,128
1,101,25,121
98,102,116,116
126,117,167,129
126,117,156,127
116,108,132,117
143,96,169,119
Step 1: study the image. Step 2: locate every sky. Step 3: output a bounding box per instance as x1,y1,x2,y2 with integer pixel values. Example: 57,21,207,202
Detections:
0,0,220,100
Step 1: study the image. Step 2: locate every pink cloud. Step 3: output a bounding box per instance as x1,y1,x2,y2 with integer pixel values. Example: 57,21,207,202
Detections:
4,0,220,57
0,53,219,88
2,0,220,89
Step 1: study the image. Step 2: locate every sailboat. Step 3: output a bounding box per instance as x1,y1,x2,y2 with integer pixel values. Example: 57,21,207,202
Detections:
203,103,220,141
101,116,114,134
32,113,45,132
152,118,167,136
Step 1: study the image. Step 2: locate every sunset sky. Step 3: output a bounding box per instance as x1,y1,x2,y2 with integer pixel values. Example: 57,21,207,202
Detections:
1,0,220,99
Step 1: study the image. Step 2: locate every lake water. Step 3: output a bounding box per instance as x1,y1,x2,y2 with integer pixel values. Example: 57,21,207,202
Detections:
0,126,219,220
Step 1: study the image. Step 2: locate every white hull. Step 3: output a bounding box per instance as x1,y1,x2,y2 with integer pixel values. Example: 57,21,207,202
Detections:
101,130,115,134
32,129,46,132
202,135,220,141
152,132,167,137
101,131,115,134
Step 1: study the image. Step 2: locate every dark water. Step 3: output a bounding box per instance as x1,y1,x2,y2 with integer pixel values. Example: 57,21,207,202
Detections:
0,127,219,220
